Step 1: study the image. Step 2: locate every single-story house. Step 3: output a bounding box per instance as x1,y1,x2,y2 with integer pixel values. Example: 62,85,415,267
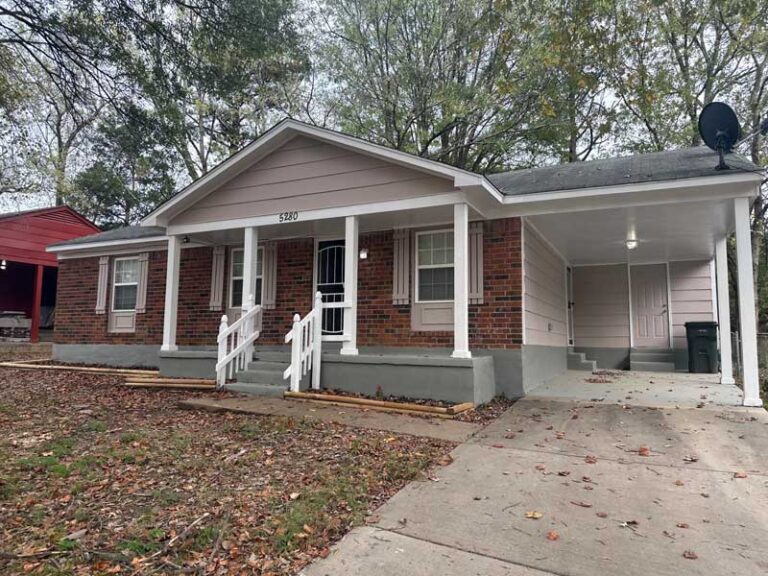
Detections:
0,206,100,342
47,120,764,407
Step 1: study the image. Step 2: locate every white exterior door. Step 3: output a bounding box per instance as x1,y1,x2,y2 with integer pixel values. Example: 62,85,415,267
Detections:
631,264,669,348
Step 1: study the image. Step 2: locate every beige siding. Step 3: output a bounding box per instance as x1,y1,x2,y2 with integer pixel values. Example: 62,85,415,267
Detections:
669,260,714,349
170,135,457,226
524,224,567,347
573,264,630,348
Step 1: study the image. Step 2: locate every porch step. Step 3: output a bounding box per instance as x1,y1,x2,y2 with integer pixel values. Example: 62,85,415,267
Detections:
630,348,675,372
225,381,286,398
252,351,291,363
237,367,287,387
629,360,676,372
567,350,597,372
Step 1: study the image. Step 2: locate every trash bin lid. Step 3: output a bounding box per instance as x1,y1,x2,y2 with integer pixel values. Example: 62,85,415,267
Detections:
684,321,718,329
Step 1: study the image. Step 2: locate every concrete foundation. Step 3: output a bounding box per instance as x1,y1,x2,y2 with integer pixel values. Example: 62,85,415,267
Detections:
321,352,496,405
521,345,568,393
53,343,160,368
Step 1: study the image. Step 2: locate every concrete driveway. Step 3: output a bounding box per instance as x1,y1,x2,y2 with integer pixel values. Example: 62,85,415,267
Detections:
302,371,768,576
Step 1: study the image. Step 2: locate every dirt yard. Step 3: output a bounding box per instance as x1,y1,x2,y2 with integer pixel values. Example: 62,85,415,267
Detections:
0,347,454,575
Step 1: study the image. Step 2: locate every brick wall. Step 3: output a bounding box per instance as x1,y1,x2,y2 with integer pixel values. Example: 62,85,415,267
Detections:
357,217,522,349
54,218,522,350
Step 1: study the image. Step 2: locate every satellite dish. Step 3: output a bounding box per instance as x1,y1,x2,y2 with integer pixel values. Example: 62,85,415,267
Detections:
698,102,741,170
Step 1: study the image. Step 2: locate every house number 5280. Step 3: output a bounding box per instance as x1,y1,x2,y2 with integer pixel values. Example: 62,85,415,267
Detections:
278,211,299,223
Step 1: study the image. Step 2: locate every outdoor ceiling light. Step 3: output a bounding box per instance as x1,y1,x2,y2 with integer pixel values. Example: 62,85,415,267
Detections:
359,248,368,260
625,239,638,250
0,259,6,270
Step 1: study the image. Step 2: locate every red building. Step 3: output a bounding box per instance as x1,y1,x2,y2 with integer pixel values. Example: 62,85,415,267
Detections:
0,206,100,342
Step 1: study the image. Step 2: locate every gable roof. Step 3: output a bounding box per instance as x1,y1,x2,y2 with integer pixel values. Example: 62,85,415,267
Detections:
0,205,99,229
488,147,763,196
142,119,499,226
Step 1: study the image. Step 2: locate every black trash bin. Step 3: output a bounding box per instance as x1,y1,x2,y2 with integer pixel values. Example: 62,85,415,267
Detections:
685,321,719,374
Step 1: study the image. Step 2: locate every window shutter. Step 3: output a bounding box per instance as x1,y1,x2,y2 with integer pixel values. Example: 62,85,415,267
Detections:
469,222,484,304
95,256,109,314
392,229,410,305
209,246,225,311
135,253,150,314
262,242,277,309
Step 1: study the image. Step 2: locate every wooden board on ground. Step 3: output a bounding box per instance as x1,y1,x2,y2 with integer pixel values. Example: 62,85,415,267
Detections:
284,391,474,417
0,361,158,377
124,382,216,390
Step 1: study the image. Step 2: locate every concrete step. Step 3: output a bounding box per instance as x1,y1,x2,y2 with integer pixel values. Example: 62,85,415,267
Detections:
247,360,290,371
629,360,676,372
631,352,675,363
252,351,291,363
567,351,597,372
225,381,286,398
237,367,286,386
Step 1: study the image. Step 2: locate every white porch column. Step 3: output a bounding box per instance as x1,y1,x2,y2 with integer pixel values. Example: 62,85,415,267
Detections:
341,215,359,355
161,234,181,351
734,196,761,406
452,203,471,359
242,226,258,309
715,236,735,385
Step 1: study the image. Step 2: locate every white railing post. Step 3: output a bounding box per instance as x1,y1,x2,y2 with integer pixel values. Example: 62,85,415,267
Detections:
312,291,323,390
290,313,302,392
217,314,229,388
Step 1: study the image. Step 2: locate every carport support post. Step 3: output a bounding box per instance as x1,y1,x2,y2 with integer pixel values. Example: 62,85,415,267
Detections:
161,235,181,352
734,197,761,406
452,203,471,359
30,264,43,343
341,215,358,356
715,237,734,385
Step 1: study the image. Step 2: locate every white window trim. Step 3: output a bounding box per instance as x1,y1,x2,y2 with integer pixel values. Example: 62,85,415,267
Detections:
111,256,139,312
415,229,455,304
228,246,264,309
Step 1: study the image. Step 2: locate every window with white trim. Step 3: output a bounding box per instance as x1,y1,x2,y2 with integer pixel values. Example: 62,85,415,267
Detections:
416,230,454,302
229,247,263,308
112,257,139,311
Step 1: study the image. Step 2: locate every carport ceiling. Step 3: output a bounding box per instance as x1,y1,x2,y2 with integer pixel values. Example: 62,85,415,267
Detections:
527,198,734,266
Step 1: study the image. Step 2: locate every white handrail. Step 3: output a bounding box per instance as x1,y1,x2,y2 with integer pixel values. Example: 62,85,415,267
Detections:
284,291,323,392
216,298,263,388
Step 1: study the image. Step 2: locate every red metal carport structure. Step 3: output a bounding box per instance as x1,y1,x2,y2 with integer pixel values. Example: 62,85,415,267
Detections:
0,206,100,342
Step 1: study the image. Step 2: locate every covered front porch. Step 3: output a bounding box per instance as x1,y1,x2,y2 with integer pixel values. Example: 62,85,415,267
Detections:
157,199,500,405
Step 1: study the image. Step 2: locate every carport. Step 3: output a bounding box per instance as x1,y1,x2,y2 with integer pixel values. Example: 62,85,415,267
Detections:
488,147,764,407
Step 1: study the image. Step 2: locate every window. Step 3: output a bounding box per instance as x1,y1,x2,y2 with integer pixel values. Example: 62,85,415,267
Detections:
416,230,454,301
229,247,263,308
112,257,139,311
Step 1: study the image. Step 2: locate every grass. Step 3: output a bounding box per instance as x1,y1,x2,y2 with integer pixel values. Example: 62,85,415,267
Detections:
0,358,454,575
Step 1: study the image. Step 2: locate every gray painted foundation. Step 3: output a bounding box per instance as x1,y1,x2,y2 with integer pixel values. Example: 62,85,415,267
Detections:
53,343,160,368
321,352,496,405
521,345,568,393
159,347,217,378
574,347,630,370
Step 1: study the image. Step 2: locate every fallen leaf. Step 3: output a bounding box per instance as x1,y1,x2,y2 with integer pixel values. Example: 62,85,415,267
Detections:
676,522,689,529
525,511,543,519
733,471,748,479
584,455,597,464
570,500,592,508
557,470,571,477
546,530,559,541
596,512,608,518
683,455,698,463
638,446,651,457
535,464,546,471
674,480,685,486
289,492,300,500
436,454,454,466
682,550,698,560
555,431,566,439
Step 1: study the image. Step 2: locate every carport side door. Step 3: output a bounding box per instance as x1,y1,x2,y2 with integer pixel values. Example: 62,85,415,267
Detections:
631,264,669,348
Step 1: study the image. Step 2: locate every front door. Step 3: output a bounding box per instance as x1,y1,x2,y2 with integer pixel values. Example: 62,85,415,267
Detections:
631,264,669,348
316,240,345,335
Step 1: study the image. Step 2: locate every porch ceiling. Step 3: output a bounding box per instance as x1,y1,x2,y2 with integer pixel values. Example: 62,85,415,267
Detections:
527,198,735,266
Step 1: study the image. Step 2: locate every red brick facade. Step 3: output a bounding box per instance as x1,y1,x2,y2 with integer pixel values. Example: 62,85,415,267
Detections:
55,218,523,349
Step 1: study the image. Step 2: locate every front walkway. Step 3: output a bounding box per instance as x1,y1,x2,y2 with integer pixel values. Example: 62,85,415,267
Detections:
301,372,768,576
